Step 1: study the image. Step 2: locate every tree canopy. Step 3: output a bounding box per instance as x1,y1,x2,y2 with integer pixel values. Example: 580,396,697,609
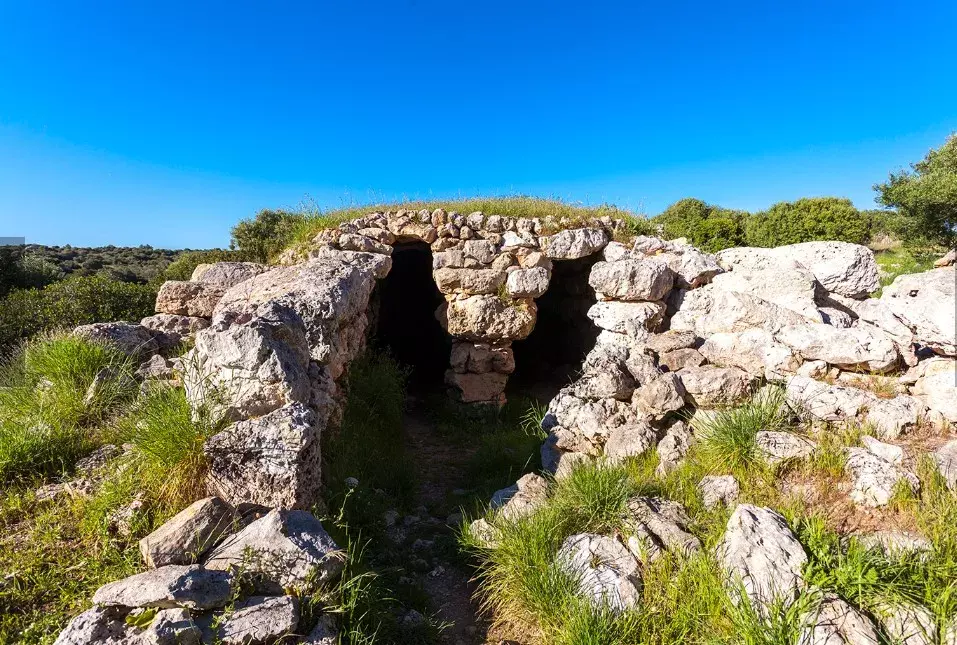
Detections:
875,133,957,244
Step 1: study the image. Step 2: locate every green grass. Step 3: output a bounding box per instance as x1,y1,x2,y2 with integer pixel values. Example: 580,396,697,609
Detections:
0,334,137,482
268,196,652,259
691,386,793,476
874,247,943,294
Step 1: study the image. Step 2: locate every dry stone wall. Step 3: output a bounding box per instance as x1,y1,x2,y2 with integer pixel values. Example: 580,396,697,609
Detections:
61,207,957,643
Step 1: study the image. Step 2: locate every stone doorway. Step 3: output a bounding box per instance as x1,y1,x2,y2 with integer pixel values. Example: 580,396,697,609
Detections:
510,254,601,401
373,242,452,392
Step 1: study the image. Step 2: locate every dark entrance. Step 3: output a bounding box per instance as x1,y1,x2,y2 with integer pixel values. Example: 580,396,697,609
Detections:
372,242,452,391
509,255,600,402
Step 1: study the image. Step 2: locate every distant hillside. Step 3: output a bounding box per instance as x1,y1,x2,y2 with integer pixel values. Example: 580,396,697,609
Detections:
20,244,202,284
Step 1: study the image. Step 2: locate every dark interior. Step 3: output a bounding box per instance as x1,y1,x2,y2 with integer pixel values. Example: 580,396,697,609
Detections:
509,255,600,401
372,242,452,392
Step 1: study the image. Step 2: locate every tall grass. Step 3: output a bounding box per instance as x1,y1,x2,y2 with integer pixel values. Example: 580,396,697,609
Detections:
0,334,137,482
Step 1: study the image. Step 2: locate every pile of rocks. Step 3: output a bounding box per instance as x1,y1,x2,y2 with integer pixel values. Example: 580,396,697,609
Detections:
56,498,342,644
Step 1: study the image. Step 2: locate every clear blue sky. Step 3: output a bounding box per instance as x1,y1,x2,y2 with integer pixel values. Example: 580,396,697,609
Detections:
1,1,955,249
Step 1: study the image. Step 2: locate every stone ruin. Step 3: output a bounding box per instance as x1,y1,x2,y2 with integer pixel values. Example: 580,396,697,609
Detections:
58,207,957,643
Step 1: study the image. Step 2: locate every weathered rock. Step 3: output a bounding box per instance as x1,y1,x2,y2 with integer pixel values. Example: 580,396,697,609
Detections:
755,431,816,465
544,228,608,260
489,473,549,520
506,266,550,298
139,497,237,568
623,497,701,560
933,440,957,491
710,265,823,321
589,257,675,301
799,594,880,645
935,248,956,268
699,329,801,378
449,342,515,374
876,603,936,645
676,365,753,407
845,448,919,507
645,330,699,354
776,323,900,373
136,354,174,380
699,475,740,509
658,348,707,372
670,287,815,337
140,314,211,338
439,295,537,343
860,435,904,464
204,509,344,593
53,607,132,645
586,301,666,338
556,533,640,612
155,281,226,318
142,608,202,645
445,370,509,403
719,242,879,299
338,233,392,255
633,373,686,419
74,321,160,357
303,616,339,645
462,239,495,263
716,505,807,609
857,531,932,557
357,227,396,245
433,267,506,295
204,403,320,510
216,595,299,645
785,376,870,422
191,262,268,288
92,565,232,610
881,268,956,356
604,419,659,463
658,246,724,288
913,357,957,423
656,420,693,476
571,364,636,401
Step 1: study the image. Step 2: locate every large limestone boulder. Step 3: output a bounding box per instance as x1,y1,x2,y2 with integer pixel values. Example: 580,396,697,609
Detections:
439,295,537,343
710,265,823,321
212,595,300,645
912,357,957,423
716,505,807,609
204,509,344,593
755,431,816,465
881,268,956,356
140,313,211,338
543,227,608,259
676,365,753,407
444,370,509,403
73,322,160,357
845,448,919,507
449,342,515,374
155,281,226,318
139,497,237,568
876,603,937,645
506,266,550,298
204,403,321,510
718,242,879,299
622,497,701,560
799,594,880,645
586,301,666,339
556,533,641,612
92,565,233,610
489,473,549,520
933,440,957,491
670,287,816,336
699,329,801,378
433,267,506,295
775,323,900,372
588,257,675,301
191,262,269,288
55,607,201,645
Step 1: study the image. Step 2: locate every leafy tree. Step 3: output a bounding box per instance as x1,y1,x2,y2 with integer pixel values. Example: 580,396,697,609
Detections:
745,197,870,247
152,249,249,285
652,198,747,252
875,133,957,245
230,209,305,262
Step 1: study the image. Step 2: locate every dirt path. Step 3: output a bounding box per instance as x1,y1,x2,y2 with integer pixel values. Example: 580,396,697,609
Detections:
399,407,494,645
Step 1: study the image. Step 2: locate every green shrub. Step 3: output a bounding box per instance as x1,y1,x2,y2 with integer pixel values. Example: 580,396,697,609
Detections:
0,335,136,482
745,197,871,247
230,209,307,262
652,198,747,252
0,275,156,349
875,133,957,245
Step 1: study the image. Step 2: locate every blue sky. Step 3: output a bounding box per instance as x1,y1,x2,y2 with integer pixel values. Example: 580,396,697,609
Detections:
1,1,955,249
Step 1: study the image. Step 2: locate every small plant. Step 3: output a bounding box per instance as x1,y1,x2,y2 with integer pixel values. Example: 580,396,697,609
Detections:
693,386,792,474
